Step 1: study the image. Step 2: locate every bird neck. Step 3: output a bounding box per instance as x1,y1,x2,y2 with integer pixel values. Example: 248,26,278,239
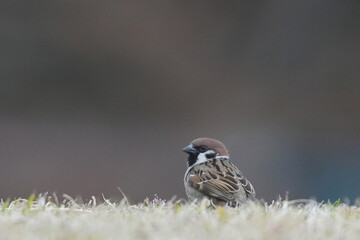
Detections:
214,155,229,160
187,155,229,167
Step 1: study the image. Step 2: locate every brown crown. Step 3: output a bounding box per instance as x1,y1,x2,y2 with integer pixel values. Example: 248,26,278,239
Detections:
191,137,229,156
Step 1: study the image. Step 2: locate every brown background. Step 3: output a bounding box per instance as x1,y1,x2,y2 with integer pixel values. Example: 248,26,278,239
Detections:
1,0,360,203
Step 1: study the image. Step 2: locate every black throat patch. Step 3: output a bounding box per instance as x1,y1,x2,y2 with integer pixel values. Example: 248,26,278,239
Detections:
187,154,198,167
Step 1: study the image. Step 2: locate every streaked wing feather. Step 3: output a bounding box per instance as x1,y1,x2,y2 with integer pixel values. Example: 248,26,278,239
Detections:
188,166,241,202
230,162,256,199
200,183,235,202
188,159,256,202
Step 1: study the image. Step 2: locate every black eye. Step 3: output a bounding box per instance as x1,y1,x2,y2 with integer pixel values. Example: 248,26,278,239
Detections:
200,145,208,152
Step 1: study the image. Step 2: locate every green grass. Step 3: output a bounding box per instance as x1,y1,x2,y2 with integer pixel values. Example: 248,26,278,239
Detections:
0,194,359,240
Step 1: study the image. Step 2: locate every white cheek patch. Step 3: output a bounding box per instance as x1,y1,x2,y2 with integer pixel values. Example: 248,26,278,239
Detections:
196,150,216,164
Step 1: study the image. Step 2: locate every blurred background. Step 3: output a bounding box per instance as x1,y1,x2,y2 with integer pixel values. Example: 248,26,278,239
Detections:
1,0,360,203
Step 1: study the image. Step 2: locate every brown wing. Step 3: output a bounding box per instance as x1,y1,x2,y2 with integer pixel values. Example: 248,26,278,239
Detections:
187,159,255,202
228,161,256,199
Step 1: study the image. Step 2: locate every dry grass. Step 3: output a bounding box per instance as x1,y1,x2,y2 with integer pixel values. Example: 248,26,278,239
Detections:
1,194,360,240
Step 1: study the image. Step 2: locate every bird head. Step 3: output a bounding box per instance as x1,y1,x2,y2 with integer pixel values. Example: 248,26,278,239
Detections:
183,137,229,167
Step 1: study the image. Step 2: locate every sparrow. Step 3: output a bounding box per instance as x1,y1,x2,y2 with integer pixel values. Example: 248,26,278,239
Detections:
183,137,256,206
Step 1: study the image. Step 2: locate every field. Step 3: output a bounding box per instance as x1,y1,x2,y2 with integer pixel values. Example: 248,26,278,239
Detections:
1,194,359,240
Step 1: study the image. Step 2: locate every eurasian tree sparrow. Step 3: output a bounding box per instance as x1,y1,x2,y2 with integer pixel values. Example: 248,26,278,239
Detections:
183,137,256,206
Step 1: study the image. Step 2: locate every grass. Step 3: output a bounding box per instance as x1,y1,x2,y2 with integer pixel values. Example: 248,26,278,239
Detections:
0,194,359,240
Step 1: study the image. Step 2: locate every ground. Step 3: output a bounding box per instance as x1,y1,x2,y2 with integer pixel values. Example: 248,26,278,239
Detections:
0,194,359,240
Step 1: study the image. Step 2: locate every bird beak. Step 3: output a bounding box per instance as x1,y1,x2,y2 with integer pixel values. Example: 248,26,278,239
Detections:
183,144,198,155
